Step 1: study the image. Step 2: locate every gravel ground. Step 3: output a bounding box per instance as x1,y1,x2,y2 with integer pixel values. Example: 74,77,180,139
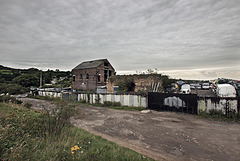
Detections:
19,98,240,161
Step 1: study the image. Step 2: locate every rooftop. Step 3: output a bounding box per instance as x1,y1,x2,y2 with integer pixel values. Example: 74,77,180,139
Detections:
73,59,109,70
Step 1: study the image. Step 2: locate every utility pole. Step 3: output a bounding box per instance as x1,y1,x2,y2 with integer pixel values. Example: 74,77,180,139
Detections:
40,71,42,87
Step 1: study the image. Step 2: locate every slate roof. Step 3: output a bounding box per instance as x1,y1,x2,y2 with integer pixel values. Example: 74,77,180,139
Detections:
73,59,109,70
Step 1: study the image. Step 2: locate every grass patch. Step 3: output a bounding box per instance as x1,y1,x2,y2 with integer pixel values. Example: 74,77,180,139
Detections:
0,103,154,160
80,102,146,111
198,110,240,123
28,95,60,102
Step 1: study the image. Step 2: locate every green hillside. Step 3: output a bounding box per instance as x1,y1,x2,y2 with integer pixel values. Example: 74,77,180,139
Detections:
0,65,71,94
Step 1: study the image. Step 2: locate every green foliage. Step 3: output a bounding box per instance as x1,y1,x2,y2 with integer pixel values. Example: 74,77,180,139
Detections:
0,95,22,104
24,102,32,108
0,83,26,95
29,95,61,102
103,101,113,106
104,101,121,107
95,95,101,104
0,65,71,89
57,77,72,88
117,77,135,93
0,103,154,161
80,100,87,103
198,110,240,122
162,75,175,91
13,74,39,87
112,102,121,106
0,95,16,103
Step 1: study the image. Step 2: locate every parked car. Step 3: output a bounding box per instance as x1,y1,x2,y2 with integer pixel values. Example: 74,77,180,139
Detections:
190,84,195,90
195,84,201,89
202,83,210,90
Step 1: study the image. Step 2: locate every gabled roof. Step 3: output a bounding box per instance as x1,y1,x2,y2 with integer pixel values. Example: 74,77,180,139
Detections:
73,59,110,70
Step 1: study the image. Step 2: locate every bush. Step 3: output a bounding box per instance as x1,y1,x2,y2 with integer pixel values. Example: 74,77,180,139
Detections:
103,101,121,107
0,83,25,95
112,102,121,106
104,101,112,106
0,95,16,103
209,109,224,116
13,74,39,87
0,103,154,161
41,102,77,136
24,102,32,108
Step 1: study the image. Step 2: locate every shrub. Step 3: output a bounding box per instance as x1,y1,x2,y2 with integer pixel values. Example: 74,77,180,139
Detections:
41,102,77,136
209,109,224,116
16,99,23,104
0,95,16,103
0,83,25,95
104,101,121,107
24,102,32,108
104,101,112,106
95,95,101,104
112,102,121,106
13,74,39,87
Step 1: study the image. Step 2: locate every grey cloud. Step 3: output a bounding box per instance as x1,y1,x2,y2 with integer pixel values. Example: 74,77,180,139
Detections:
0,0,240,79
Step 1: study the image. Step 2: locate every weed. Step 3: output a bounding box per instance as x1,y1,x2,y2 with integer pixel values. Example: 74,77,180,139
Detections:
24,102,32,108
198,110,240,122
0,103,154,161
103,101,112,106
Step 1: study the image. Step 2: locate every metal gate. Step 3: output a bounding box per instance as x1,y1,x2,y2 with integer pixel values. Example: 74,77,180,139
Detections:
148,92,198,114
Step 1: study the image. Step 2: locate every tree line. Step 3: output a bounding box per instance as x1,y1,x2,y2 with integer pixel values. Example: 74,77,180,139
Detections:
0,65,71,95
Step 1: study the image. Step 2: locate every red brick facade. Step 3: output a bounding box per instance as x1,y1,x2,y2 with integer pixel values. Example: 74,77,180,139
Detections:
72,59,115,91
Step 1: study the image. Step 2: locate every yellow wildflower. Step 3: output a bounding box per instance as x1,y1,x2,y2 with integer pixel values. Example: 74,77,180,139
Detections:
74,145,80,150
71,145,80,154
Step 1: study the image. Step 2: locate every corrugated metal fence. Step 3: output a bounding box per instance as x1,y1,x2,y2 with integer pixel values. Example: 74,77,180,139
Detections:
148,92,198,114
38,91,239,115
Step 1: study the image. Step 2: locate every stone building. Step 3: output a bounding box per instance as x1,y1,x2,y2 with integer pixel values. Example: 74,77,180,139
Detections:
72,59,115,91
107,74,163,93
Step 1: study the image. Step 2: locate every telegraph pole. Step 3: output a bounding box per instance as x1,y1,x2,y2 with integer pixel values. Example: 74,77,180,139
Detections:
40,71,42,87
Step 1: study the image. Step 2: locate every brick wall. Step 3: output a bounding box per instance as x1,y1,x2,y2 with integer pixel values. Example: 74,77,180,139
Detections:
72,62,115,91
107,74,163,93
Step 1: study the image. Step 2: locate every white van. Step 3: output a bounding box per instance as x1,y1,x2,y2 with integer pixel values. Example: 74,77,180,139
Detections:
216,84,236,98
180,84,191,94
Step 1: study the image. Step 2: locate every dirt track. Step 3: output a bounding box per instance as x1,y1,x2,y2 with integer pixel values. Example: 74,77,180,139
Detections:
20,98,240,161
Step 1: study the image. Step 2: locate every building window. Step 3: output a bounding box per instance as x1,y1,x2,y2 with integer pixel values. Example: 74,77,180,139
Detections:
72,75,76,82
104,62,108,67
98,75,101,82
104,70,108,82
86,73,89,80
80,74,82,80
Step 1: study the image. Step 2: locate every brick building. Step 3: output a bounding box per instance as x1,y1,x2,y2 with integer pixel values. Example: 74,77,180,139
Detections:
72,59,115,91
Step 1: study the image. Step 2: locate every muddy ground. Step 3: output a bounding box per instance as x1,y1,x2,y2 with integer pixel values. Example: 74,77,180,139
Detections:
19,98,240,161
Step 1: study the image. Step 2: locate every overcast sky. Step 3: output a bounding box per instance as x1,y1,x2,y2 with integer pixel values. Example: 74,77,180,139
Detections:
0,0,240,80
